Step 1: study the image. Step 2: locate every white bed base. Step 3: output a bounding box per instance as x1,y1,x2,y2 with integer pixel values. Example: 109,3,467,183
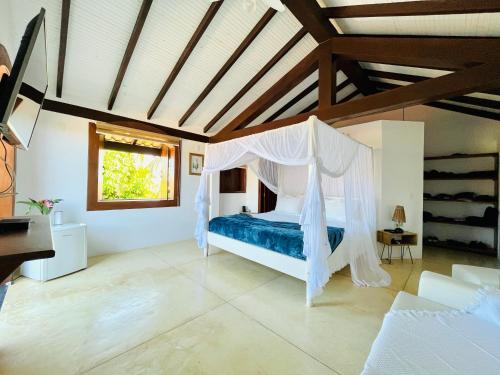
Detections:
206,231,348,306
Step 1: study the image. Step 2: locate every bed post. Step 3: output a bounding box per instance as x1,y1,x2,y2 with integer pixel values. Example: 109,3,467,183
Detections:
204,244,209,257
306,292,313,307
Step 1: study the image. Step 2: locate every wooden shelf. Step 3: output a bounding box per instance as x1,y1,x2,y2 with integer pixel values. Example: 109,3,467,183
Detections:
424,174,496,181
424,241,496,256
424,153,498,161
424,217,497,229
424,198,498,205
423,152,499,256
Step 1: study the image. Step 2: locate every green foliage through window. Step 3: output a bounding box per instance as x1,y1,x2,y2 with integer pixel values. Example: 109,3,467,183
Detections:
100,150,165,200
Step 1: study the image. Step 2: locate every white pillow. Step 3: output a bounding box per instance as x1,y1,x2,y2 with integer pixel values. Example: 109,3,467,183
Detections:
324,197,345,221
275,195,303,215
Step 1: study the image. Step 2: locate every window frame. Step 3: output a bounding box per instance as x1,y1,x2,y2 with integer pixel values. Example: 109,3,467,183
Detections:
87,122,181,211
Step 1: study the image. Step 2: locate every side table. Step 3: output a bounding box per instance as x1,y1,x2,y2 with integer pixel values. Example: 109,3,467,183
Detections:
377,230,417,264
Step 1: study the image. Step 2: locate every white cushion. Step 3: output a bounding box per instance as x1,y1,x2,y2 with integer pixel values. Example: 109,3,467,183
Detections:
324,197,345,221
452,264,500,289
390,291,449,312
275,195,303,215
418,271,479,310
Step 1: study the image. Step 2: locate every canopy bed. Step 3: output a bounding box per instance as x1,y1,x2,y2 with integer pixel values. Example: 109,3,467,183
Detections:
195,116,390,306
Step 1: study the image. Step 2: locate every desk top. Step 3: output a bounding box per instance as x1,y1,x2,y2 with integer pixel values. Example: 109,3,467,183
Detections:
0,216,55,262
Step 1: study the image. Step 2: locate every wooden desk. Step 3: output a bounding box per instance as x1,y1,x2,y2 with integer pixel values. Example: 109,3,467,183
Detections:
0,216,55,282
377,230,417,264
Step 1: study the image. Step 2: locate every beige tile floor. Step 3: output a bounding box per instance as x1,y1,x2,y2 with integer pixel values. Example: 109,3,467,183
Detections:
0,241,498,375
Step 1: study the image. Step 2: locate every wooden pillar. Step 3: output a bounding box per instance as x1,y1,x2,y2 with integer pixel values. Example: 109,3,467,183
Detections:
318,42,332,108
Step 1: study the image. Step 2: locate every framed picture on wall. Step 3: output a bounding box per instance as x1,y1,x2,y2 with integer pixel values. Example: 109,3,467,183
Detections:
189,153,204,176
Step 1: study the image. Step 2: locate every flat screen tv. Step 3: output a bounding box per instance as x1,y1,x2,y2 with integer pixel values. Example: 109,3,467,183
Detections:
0,8,47,150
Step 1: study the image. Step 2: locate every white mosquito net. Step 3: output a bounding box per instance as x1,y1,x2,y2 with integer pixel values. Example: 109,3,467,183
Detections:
195,116,390,300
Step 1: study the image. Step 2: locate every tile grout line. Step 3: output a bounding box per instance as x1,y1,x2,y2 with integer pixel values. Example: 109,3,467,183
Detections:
401,262,417,292
80,248,234,374
228,301,343,375
82,267,283,373
81,250,285,374
79,300,228,374
169,251,284,304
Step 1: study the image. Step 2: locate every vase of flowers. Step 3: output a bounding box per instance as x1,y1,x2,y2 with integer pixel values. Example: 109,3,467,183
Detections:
17,198,63,215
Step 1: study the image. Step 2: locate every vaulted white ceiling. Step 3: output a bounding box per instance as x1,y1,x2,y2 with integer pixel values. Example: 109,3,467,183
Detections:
1,0,499,139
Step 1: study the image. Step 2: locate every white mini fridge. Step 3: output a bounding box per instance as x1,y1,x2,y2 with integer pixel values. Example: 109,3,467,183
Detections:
21,223,87,281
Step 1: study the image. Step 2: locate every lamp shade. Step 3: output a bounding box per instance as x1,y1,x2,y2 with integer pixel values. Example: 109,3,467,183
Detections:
392,205,406,225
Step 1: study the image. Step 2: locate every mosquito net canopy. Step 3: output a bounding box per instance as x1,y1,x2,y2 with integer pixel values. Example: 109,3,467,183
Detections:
195,116,390,300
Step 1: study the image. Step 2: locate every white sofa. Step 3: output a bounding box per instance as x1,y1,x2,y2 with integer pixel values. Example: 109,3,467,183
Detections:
362,270,500,375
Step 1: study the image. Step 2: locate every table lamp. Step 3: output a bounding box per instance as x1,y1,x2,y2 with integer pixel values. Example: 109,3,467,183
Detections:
392,205,406,233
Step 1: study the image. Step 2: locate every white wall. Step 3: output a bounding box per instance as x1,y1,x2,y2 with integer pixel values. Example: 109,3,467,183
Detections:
0,1,15,58
219,192,246,215
341,120,425,258
15,110,205,256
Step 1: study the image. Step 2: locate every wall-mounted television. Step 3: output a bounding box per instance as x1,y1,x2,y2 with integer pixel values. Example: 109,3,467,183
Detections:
0,8,47,150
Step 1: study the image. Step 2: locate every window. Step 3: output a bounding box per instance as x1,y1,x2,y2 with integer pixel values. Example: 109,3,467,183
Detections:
87,122,180,210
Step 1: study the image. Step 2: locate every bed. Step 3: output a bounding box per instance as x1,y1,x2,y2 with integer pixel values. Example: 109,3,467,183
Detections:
205,209,350,298
195,116,391,306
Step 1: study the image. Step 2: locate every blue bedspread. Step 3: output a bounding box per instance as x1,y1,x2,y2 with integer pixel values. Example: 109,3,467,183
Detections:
208,214,344,261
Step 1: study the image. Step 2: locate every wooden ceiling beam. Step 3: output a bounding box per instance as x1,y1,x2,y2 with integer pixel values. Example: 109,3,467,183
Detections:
426,102,500,121
318,43,332,108
323,0,500,18
365,69,500,97
315,63,500,121
283,0,376,95
328,36,500,70
56,0,71,98
108,0,153,110
147,1,223,120
42,99,208,143
375,81,500,120
365,69,429,83
374,81,500,110
215,49,319,136
264,81,318,123
203,27,307,133
211,62,500,142
178,8,277,127
297,78,351,115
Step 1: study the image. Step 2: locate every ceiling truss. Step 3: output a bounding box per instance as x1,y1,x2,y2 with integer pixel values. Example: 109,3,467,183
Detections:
323,0,500,18
46,1,500,144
